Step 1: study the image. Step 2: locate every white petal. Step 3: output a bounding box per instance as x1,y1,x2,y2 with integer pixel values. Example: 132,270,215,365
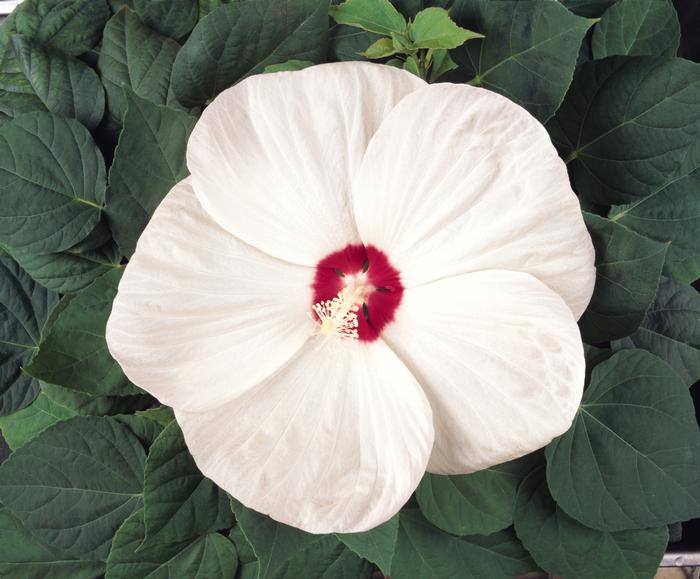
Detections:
352,83,595,319
382,270,585,474
175,338,434,534
106,178,313,412
186,62,425,266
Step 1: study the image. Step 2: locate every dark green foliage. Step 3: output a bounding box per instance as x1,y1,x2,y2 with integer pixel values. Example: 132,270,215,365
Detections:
0,2,696,576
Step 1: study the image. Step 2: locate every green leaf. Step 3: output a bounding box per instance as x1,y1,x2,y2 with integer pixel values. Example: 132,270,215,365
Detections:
11,35,105,130
336,515,398,575
0,416,146,561
271,535,372,578
0,379,154,451
0,255,56,416
26,269,141,397
264,59,316,73
549,57,700,207
172,0,330,107
361,36,398,58
41,382,152,416
143,421,233,543
329,24,381,61
229,525,259,579
592,0,680,59
198,0,227,18
112,407,173,448
133,0,198,40
416,453,541,536
584,343,614,386
114,412,167,448
515,467,669,579
229,525,256,564
106,508,238,578
109,0,135,11
230,499,319,577
8,224,122,294
578,213,667,344
329,0,407,36
106,89,196,257
450,0,591,122
0,112,105,255
393,0,450,18
546,350,700,531
391,30,413,51
608,166,700,282
98,8,184,124
409,7,481,49
559,0,616,17
231,499,370,579
0,506,105,578
403,54,420,75
612,277,700,386
0,391,77,450
135,405,174,427
14,0,111,56
391,509,535,579
429,48,458,81
0,28,46,123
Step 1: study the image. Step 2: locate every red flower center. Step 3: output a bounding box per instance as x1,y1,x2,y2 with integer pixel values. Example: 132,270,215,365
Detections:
311,244,404,342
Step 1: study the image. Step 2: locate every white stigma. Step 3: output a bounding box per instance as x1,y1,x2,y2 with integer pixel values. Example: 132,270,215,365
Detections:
310,288,362,340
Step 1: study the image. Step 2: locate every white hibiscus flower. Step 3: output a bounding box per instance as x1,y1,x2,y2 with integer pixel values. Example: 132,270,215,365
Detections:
106,62,596,534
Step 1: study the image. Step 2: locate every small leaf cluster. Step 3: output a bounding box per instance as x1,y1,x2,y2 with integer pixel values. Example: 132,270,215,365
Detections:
0,0,699,578
330,0,483,80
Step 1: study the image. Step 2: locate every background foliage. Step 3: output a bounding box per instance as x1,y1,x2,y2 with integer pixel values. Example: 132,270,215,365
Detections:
0,0,699,578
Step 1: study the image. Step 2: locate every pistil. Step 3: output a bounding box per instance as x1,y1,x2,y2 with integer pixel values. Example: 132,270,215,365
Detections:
311,244,404,342
310,288,363,340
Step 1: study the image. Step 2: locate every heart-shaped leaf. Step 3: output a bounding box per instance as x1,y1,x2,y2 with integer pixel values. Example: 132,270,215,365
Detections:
0,255,57,416
143,420,233,543
613,277,700,387
26,269,140,397
172,0,330,107
14,0,111,56
592,0,680,59
0,28,46,123
106,508,238,578
559,0,616,17
0,390,77,450
449,0,592,121
106,89,196,258
133,0,198,40
546,350,700,531
548,57,700,207
336,515,398,576
515,467,669,579
0,112,105,255
0,416,146,561
391,509,535,579
98,8,184,124
416,453,541,536
0,506,105,578
8,222,121,294
579,213,667,344
231,499,370,579
608,166,700,283
11,35,105,130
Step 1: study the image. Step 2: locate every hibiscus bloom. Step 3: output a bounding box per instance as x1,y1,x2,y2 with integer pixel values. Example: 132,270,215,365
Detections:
106,62,595,534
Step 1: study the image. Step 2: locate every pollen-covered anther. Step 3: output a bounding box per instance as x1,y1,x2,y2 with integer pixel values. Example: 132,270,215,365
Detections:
310,288,362,340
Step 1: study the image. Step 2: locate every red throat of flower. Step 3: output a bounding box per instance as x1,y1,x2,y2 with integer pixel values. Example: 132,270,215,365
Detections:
311,244,404,342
